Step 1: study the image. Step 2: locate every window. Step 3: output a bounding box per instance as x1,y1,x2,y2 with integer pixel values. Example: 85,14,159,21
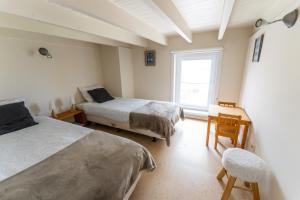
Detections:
172,49,222,111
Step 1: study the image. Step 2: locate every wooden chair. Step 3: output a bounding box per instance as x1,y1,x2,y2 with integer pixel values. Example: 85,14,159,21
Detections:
218,101,236,107
215,113,241,149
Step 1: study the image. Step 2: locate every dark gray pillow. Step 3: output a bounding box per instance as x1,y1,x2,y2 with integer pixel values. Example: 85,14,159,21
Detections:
87,88,114,103
0,101,38,135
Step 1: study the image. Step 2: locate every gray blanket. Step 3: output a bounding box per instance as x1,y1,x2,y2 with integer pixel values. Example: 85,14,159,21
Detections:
129,102,184,146
0,131,156,200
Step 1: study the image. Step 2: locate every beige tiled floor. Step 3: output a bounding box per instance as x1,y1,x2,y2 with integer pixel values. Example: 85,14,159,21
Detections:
90,119,252,200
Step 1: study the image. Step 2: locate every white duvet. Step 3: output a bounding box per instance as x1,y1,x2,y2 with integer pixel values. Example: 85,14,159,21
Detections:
0,116,93,182
77,98,150,123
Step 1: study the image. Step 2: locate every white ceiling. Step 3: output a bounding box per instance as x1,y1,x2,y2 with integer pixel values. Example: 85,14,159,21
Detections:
172,0,223,32
110,0,174,34
1,0,297,47
110,0,299,34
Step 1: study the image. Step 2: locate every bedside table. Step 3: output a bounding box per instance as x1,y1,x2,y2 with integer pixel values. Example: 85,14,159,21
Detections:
52,109,87,125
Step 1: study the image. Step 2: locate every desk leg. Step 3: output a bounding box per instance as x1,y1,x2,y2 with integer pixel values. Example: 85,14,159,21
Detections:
241,124,249,149
206,117,212,147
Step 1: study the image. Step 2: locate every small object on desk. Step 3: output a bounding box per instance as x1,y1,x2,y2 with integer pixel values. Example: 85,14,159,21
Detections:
218,101,236,107
206,104,251,149
52,109,87,125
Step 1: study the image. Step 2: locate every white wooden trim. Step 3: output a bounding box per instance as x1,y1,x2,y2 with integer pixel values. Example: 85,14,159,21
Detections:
171,47,223,54
218,0,235,40
172,49,223,111
170,53,176,102
51,0,167,45
144,0,192,43
0,0,148,47
0,12,129,47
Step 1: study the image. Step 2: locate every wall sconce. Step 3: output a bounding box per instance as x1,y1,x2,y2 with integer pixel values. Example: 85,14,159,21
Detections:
255,9,298,28
39,47,52,58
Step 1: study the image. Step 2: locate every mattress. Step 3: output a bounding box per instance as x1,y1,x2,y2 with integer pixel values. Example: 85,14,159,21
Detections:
77,97,150,123
0,116,93,182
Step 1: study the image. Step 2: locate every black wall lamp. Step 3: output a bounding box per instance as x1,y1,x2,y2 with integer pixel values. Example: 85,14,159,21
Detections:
39,47,52,58
255,9,298,28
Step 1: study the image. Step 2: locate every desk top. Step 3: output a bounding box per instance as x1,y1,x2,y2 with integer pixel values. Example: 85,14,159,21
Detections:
208,105,251,123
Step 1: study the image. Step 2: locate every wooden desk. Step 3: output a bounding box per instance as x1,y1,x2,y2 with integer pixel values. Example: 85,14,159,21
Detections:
52,109,87,125
206,105,251,149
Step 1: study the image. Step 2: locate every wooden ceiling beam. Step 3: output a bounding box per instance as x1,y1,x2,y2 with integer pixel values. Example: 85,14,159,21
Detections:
50,0,167,45
218,0,236,40
0,0,149,47
144,0,192,43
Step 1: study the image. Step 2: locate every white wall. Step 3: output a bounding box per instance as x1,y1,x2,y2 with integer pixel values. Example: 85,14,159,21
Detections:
100,45,123,97
100,45,135,98
0,28,103,115
119,47,135,98
132,27,252,102
240,7,300,200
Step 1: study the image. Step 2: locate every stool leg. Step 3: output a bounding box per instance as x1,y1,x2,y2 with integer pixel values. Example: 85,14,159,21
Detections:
221,176,236,200
217,167,226,180
251,183,260,200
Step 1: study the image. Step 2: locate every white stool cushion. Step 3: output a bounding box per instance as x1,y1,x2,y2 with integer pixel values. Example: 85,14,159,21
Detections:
222,148,266,182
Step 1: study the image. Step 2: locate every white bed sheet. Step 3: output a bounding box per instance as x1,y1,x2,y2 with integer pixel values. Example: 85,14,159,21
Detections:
77,98,150,123
0,116,93,182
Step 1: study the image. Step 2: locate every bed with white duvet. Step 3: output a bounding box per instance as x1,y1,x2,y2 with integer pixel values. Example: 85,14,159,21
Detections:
0,116,155,200
77,97,184,146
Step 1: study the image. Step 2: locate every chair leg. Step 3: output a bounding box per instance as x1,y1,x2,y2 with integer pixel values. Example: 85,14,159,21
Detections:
231,138,234,144
214,134,218,150
233,136,238,147
221,176,236,200
217,167,226,180
251,183,260,200
233,139,237,147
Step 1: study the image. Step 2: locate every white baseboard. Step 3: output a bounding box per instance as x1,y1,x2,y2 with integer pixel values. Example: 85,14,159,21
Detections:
184,109,208,120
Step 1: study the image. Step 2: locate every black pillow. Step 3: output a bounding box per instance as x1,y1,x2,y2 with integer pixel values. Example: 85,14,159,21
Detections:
87,88,114,103
0,102,38,135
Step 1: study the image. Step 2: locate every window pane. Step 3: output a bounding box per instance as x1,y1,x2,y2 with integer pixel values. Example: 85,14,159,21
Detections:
179,59,212,108
179,83,210,107
181,60,212,83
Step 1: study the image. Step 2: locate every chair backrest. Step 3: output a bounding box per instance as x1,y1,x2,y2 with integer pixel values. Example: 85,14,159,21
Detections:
218,101,236,107
216,113,241,136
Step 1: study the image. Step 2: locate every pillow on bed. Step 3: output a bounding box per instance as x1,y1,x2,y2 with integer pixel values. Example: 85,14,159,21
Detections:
79,84,103,102
0,101,38,135
87,88,114,103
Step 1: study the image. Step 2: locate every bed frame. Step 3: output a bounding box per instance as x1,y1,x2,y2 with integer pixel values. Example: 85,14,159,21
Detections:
123,172,142,200
86,115,165,140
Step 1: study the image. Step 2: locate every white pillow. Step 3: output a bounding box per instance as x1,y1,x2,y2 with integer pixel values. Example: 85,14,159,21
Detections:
0,97,25,106
79,84,103,102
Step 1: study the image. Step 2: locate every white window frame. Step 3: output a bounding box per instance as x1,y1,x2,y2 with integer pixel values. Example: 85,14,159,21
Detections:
171,48,223,111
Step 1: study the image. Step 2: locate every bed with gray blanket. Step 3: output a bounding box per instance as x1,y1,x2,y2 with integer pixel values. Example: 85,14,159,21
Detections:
77,98,184,146
0,116,156,200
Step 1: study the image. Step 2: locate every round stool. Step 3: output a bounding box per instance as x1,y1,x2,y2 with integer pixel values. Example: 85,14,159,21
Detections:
217,148,266,200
